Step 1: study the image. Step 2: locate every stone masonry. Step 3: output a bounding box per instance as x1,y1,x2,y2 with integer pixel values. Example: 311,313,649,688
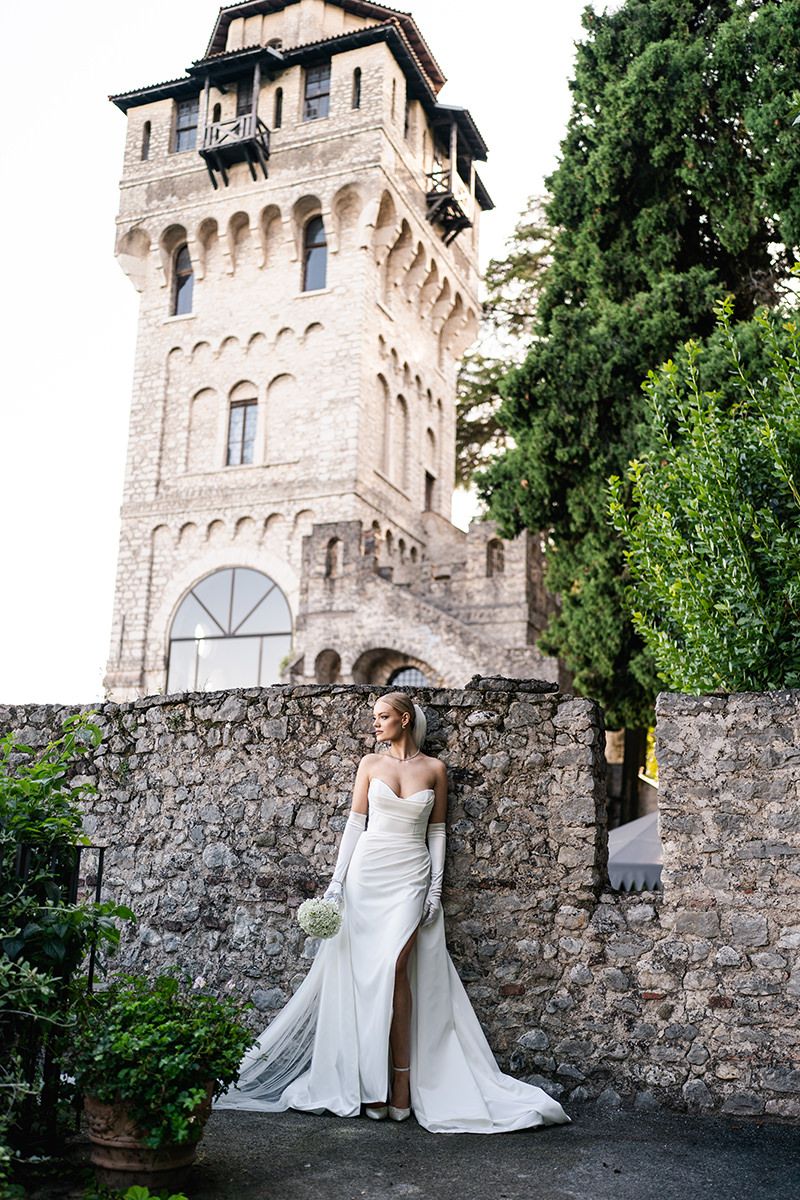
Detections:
104,0,559,701
2,684,798,1119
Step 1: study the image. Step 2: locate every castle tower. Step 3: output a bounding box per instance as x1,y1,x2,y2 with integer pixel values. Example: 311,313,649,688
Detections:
104,0,559,698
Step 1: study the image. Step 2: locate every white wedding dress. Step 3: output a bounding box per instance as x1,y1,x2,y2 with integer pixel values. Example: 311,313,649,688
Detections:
216,778,570,1134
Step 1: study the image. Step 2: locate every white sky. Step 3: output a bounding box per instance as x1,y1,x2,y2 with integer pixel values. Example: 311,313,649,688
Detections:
0,0,591,704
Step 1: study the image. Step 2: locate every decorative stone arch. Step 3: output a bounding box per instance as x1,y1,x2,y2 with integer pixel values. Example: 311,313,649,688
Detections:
350,646,441,686
383,219,414,301
226,211,251,274
377,373,390,473
371,189,400,266
116,226,151,292
331,183,364,253
257,203,282,268
195,217,219,280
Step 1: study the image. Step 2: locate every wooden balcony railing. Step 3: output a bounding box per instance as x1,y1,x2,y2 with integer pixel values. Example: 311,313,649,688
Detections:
425,169,473,246
199,113,271,189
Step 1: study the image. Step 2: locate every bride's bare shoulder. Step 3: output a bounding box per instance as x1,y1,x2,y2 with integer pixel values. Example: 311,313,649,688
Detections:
357,751,382,768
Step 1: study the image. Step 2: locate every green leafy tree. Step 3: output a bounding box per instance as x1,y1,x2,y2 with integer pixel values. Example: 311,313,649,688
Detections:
456,200,551,486
476,0,800,726
609,298,800,691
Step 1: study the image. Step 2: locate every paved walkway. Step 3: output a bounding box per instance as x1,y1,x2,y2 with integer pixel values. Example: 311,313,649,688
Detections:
32,1104,799,1200
183,1104,798,1200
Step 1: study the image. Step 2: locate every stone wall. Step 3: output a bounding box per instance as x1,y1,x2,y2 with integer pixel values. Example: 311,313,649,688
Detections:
2,683,798,1119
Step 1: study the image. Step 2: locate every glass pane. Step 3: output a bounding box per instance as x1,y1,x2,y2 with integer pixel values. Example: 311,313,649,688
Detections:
259,634,292,685
196,636,260,692
236,584,291,635
175,127,196,152
174,272,193,315
304,245,327,291
230,568,271,630
193,570,234,630
227,405,244,465
170,593,225,639
167,640,197,693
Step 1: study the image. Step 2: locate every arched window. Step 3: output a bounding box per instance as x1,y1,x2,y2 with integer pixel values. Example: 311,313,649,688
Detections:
171,244,193,315
396,395,409,490
274,87,283,129
302,216,327,291
486,538,505,577
325,537,342,578
212,102,222,124
388,666,428,687
141,120,151,161
352,67,362,110
391,77,396,121
166,567,292,693
378,374,390,473
226,383,258,466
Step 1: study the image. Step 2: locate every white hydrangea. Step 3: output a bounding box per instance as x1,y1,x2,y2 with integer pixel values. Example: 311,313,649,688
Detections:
297,897,343,939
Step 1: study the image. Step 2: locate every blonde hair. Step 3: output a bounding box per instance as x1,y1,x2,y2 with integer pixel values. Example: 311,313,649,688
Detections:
380,691,427,749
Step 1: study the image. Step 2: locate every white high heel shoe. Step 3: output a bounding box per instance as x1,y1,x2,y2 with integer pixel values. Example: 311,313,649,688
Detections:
388,1066,411,1122
365,1104,388,1120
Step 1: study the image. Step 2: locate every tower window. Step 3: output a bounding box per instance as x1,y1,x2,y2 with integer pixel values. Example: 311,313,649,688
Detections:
391,78,396,121
226,399,258,466
171,245,193,315
404,97,411,140
352,67,362,110
304,63,330,121
486,538,505,577
302,216,327,291
141,120,151,161
274,87,283,128
236,76,253,116
173,96,199,152
424,471,435,511
212,101,222,123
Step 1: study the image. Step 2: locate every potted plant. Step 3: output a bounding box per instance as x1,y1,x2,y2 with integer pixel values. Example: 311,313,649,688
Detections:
70,974,254,1190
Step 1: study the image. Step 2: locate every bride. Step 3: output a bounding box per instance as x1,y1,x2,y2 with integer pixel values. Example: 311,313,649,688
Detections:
217,691,570,1134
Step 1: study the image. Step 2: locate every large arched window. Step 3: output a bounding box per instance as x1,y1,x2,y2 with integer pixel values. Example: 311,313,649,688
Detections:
166,567,292,693
302,216,327,291
172,244,193,315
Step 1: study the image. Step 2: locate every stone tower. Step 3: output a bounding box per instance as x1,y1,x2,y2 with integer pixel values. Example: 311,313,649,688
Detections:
104,0,559,699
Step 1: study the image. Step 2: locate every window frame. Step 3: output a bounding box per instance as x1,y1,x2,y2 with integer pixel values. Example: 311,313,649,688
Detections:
302,216,328,292
173,96,199,152
171,244,194,316
226,398,258,467
303,62,331,122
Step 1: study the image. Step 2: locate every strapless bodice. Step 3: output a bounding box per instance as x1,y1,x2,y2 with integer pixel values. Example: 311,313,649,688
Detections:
366,778,435,839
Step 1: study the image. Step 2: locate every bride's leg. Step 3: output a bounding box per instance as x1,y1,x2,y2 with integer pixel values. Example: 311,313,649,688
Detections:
389,928,418,1109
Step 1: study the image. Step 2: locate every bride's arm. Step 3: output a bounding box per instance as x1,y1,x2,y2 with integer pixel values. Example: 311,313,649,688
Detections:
321,755,371,901
421,761,448,926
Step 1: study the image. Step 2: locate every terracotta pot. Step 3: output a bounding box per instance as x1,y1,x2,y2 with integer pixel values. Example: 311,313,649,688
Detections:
84,1084,214,1189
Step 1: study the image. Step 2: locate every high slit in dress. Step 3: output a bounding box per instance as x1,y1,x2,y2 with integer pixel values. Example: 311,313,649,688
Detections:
216,777,570,1134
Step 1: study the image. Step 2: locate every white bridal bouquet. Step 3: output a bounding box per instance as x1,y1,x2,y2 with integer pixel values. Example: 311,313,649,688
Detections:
297,897,343,939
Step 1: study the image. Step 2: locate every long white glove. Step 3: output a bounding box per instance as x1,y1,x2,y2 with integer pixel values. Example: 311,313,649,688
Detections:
323,811,366,902
421,823,446,926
